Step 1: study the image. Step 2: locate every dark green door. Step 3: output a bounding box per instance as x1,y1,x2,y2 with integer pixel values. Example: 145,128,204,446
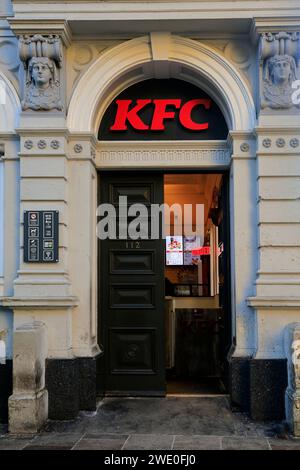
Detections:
99,172,165,395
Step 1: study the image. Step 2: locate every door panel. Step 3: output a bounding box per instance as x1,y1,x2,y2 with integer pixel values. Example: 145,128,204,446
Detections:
99,172,165,395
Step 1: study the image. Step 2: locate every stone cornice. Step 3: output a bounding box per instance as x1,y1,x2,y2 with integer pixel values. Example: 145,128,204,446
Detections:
255,126,300,135
228,130,256,139
10,2,300,39
8,19,72,47
251,16,300,44
247,296,300,309
11,1,300,16
0,296,79,309
15,127,70,138
0,132,19,139
69,132,98,147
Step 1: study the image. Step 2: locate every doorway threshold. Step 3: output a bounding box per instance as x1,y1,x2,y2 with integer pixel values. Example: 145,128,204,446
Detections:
166,393,229,398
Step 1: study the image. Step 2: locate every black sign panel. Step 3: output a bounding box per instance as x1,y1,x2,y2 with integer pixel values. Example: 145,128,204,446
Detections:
98,79,228,141
24,211,59,263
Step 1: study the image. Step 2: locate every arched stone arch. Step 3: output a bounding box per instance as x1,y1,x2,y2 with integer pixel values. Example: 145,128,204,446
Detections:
67,34,256,134
0,70,20,132
0,72,20,281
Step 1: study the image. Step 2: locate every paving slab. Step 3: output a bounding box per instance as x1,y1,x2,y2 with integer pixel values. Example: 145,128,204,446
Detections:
268,438,300,450
173,435,221,450
122,434,173,450
0,437,34,450
73,434,128,450
222,437,270,450
23,432,82,450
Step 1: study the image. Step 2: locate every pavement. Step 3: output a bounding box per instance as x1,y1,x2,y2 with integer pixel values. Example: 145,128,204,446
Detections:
1,396,300,450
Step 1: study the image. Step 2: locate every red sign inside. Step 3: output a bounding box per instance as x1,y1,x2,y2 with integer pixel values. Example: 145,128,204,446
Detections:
110,98,212,131
192,244,224,256
192,247,211,256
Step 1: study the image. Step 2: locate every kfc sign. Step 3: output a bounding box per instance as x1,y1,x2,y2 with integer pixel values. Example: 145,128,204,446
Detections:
110,99,212,132
98,79,228,141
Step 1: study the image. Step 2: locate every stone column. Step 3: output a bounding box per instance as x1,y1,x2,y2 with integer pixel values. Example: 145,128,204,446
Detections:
0,137,20,424
227,132,257,412
2,23,100,420
9,322,48,434
247,27,300,421
3,26,79,420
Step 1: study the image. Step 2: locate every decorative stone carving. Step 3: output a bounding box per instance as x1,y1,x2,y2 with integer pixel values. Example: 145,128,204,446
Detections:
262,138,272,148
224,42,252,70
24,140,33,150
98,147,231,168
290,138,300,148
19,35,63,111
276,138,286,148
37,140,47,150
74,144,83,154
260,32,300,109
240,142,250,152
50,140,60,150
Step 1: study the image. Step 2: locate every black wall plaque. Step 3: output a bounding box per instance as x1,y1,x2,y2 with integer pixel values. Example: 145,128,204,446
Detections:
24,211,59,263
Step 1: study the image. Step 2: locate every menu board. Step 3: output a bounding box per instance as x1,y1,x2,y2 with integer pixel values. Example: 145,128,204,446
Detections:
166,236,183,265
183,235,202,265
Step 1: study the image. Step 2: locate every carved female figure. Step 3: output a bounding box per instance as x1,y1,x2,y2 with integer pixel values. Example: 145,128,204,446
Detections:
22,57,62,111
262,54,299,109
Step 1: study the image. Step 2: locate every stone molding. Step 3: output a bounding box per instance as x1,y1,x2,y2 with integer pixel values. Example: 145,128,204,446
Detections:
247,296,300,309
9,19,72,48
0,296,79,309
96,140,231,168
9,2,300,24
251,17,300,40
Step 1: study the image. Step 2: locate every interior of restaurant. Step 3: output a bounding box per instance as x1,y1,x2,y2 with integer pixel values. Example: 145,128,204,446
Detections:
163,173,228,395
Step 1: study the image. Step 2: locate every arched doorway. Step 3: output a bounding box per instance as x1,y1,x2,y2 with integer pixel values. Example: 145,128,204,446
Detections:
97,78,230,395
67,33,257,399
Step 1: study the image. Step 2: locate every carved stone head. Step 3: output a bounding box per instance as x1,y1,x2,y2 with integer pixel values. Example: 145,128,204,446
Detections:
262,54,299,109
266,54,297,86
27,57,57,89
22,56,62,111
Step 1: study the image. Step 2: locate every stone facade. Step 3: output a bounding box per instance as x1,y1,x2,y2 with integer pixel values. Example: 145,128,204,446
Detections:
0,0,299,433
